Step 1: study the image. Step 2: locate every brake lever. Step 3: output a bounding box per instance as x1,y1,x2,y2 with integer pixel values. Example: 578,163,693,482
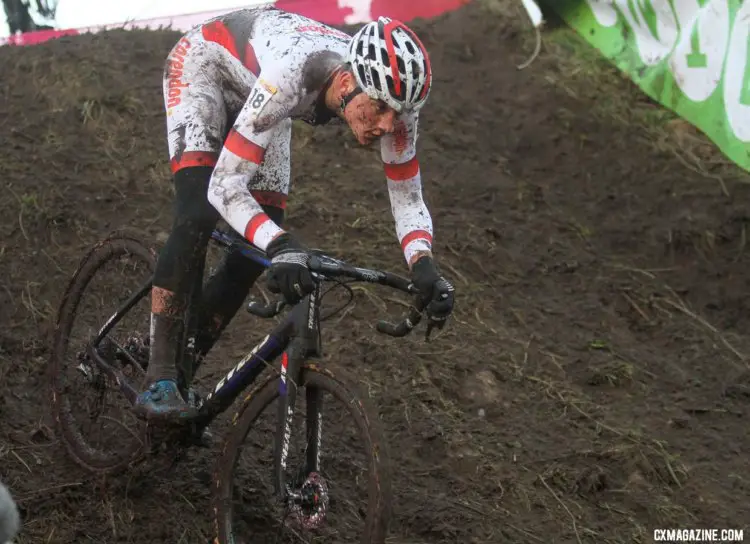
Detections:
375,293,425,338
375,309,422,337
247,298,287,318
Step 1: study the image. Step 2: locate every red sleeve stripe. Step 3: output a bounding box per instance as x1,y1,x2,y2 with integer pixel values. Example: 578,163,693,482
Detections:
243,43,260,76
202,21,259,76
244,213,272,242
384,157,419,181
225,129,265,164
250,190,287,210
202,21,240,60
170,151,218,174
401,230,433,251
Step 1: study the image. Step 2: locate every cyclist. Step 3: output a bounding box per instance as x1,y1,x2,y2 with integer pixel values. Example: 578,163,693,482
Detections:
134,6,456,421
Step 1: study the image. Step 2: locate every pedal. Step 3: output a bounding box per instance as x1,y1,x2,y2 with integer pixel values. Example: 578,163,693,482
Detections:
75,352,95,383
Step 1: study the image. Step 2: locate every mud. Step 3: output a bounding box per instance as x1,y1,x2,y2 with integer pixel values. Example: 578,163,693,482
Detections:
0,2,748,543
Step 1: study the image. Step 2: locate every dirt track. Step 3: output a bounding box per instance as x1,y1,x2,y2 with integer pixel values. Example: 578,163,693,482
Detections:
1,2,749,543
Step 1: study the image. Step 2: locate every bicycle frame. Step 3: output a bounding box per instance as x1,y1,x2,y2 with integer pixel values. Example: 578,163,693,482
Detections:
85,228,329,498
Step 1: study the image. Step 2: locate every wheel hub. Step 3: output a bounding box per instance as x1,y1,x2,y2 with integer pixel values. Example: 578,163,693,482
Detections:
287,472,329,530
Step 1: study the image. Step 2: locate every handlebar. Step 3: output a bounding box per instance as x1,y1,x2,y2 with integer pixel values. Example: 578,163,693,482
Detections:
246,254,426,338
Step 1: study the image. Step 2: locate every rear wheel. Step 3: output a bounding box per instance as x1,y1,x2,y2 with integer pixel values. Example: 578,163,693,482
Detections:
49,236,155,473
214,366,393,544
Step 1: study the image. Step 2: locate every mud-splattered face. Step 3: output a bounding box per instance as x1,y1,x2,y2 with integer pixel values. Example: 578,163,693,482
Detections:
343,93,397,146
332,70,397,145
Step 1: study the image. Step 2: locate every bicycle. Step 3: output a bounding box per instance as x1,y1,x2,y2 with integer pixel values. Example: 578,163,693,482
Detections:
49,226,431,543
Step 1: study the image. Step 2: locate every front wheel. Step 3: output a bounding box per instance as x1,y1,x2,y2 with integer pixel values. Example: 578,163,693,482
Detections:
214,365,393,544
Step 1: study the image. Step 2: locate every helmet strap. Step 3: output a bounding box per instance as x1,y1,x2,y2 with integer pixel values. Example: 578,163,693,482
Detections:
340,86,363,113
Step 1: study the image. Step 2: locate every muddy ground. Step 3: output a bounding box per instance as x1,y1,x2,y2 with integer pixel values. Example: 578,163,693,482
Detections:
1,2,749,543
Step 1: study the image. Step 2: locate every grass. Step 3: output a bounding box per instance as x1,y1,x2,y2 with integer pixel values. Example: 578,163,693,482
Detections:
483,0,750,191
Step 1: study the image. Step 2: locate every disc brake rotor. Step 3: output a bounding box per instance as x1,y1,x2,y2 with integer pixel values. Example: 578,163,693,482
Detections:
286,472,330,531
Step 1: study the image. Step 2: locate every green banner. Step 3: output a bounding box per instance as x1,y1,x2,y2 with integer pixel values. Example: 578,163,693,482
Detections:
546,0,750,173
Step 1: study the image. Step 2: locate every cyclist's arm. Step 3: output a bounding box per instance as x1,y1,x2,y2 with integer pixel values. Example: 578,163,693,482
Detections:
207,76,295,251
381,111,433,269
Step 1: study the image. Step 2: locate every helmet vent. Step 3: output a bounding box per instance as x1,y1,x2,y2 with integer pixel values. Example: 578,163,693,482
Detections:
357,64,368,85
380,47,391,68
371,69,382,91
386,75,405,101
396,56,405,75
410,60,420,80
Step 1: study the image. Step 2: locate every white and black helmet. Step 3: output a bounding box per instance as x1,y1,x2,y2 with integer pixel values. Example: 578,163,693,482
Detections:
347,17,432,114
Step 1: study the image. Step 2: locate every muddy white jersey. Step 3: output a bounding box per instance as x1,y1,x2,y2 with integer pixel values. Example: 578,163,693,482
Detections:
163,6,433,264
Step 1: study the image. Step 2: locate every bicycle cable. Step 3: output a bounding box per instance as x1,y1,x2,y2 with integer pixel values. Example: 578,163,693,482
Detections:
318,277,355,322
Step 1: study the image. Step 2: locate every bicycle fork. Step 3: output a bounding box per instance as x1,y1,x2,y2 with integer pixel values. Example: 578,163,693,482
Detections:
273,283,323,500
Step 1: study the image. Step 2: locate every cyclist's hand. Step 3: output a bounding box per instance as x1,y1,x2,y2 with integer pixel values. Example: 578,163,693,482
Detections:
410,256,455,339
265,233,315,305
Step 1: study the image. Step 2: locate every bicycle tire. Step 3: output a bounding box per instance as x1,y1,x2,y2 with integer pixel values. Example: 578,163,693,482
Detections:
213,364,393,544
49,235,156,473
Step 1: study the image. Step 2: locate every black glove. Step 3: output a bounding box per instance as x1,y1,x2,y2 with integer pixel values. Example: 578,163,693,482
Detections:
410,256,455,338
265,233,315,305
